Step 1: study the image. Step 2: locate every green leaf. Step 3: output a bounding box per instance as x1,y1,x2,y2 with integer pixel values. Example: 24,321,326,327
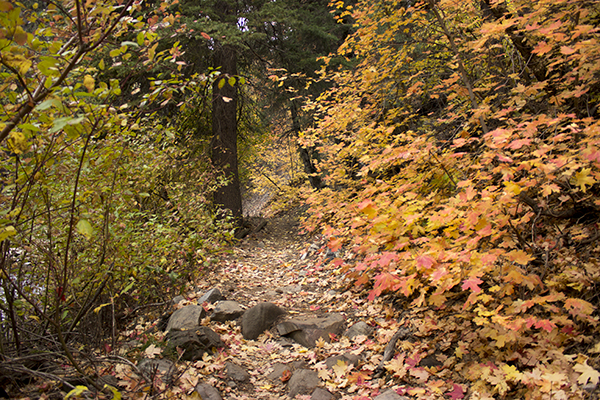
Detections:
228,76,236,86
136,31,145,46
76,219,93,239
120,280,134,295
38,56,58,77
218,78,225,89
50,116,85,133
35,98,60,111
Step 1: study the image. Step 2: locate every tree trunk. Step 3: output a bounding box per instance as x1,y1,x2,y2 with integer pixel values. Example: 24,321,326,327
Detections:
211,45,242,225
290,102,324,190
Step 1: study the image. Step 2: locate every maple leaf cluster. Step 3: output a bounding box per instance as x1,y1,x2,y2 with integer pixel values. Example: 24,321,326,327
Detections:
302,0,600,398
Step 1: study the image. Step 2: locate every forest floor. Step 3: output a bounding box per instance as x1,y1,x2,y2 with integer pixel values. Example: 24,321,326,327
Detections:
159,210,456,400
12,210,467,400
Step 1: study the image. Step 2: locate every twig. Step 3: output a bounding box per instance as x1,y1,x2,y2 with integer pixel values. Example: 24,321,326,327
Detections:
373,326,411,378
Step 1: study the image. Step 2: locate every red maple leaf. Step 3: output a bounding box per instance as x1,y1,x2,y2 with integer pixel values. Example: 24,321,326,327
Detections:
446,383,465,400
416,255,435,269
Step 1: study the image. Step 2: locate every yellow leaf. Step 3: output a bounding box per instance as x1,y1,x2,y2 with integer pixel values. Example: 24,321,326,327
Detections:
573,168,596,192
8,131,28,154
574,360,600,386
502,364,523,381
65,385,89,399
76,219,93,239
332,360,348,378
104,384,122,400
507,249,533,265
503,181,522,195
83,74,95,92
98,59,105,70
93,303,110,313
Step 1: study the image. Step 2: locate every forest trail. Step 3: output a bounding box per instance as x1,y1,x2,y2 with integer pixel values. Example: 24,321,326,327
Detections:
177,212,418,400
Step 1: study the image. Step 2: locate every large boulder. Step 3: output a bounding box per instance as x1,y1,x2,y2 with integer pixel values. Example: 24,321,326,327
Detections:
277,313,346,347
240,302,286,340
166,305,205,331
211,301,244,322
166,327,225,361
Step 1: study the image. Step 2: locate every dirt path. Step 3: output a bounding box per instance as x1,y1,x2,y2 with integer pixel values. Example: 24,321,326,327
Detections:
184,214,406,399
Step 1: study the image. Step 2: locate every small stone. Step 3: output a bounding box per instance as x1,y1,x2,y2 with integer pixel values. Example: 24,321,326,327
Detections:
311,387,335,400
325,353,359,369
137,358,177,382
198,288,224,304
194,383,222,400
267,361,305,381
165,327,225,361
211,301,244,322
288,369,319,398
373,389,410,400
226,362,250,383
166,305,205,331
344,321,372,339
171,295,185,305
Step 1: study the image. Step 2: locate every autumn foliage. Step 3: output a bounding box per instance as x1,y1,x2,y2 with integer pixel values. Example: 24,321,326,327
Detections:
303,0,600,398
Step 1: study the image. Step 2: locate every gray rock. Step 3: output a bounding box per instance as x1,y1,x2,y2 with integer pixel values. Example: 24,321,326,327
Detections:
241,302,286,340
277,313,346,347
194,383,222,400
267,361,305,382
166,305,205,331
226,362,250,383
137,358,177,382
325,353,359,369
211,301,244,322
278,285,301,294
373,389,410,400
198,288,224,304
344,321,372,339
171,295,185,305
166,327,225,361
288,369,319,398
311,387,335,400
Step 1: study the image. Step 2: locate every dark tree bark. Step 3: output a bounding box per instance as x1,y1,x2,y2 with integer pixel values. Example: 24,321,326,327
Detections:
211,44,242,225
290,102,324,190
